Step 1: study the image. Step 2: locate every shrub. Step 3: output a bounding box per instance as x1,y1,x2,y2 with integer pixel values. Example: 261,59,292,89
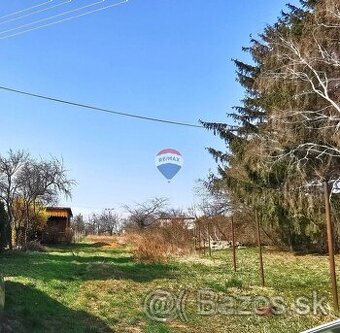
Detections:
128,225,193,263
23,240,47,252
133,240,169,263
65,227,74,244
225,276,243,289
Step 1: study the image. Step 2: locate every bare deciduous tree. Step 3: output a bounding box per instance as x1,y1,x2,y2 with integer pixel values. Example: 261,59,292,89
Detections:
262,0,340,167
194,179,229,217
0,150,74,247
0,150,28,249
86,210,120,235
16,156,74,245
72,214,85,234
124,197,168,229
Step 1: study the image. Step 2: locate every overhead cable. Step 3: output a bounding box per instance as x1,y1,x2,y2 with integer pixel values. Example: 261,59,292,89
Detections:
0,0,72,27
0,1,53,21
0,0,128,40
0,85,204,128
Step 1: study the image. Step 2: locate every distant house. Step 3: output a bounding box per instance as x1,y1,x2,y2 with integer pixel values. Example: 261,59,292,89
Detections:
156,216,196,230
42,207,73,244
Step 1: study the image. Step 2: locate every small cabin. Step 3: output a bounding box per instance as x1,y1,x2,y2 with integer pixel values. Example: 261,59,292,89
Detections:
42,207,73,244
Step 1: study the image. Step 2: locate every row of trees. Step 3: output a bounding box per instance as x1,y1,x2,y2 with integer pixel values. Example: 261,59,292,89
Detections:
72,210,120,236
72,198,194,235
203,0,340,252
0,150,74,250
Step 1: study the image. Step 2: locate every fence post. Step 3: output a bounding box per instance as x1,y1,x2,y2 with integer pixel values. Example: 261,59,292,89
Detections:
231,216,237,272
0,274,4,327
208,221,212,257
255,210,265,287
323,180,339,313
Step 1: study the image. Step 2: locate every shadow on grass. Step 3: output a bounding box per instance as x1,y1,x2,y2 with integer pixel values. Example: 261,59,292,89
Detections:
48,243,113,251
0,244,177,283
2,281,114,333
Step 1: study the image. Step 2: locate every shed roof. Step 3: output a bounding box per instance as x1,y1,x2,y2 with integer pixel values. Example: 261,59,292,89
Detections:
46,207,73,218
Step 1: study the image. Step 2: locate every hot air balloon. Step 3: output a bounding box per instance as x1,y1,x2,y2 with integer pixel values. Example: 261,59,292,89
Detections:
155,148,183,182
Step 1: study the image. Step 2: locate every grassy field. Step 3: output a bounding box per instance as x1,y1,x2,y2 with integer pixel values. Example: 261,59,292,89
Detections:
0,238,339,333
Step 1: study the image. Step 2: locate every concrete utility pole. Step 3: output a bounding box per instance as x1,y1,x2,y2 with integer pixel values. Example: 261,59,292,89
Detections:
323,180,339,313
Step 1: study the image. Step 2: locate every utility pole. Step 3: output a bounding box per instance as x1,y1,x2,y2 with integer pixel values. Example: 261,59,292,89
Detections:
323,180,339,313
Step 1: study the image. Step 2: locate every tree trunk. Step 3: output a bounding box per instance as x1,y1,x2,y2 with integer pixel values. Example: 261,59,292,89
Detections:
0,216,6,252
15,227,19,247
21,204,30,247
6,204,13,250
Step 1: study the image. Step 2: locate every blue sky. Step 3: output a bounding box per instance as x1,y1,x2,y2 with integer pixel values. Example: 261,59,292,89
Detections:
0,0,299,216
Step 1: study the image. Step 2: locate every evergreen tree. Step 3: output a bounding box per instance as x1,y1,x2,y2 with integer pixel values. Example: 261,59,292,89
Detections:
203,0,339,252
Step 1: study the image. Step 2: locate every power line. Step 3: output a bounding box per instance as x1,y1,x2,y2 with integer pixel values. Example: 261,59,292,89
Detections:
0,0,72,27
0,1,129,41
0,1,128,40
0,85,204,129
0,0,107,36
0,1,53,21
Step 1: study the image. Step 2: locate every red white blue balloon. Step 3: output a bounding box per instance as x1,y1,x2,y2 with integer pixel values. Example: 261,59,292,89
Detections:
155,148,183,182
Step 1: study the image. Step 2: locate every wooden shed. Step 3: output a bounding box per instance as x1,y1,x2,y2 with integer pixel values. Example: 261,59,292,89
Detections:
42,207,73,244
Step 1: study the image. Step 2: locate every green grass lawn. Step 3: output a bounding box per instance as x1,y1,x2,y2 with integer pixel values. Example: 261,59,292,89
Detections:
0,240,339,333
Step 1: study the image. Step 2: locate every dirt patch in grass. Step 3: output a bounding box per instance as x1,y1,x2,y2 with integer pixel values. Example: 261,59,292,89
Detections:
85,235,119,248
92,242,112,247
176,254,224,266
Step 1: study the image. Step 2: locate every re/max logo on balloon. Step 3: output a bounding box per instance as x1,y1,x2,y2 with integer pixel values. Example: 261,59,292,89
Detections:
155,148,183,182
157,156,181,163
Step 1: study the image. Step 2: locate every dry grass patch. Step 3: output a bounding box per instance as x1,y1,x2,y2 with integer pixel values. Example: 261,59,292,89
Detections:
85,235,120,248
